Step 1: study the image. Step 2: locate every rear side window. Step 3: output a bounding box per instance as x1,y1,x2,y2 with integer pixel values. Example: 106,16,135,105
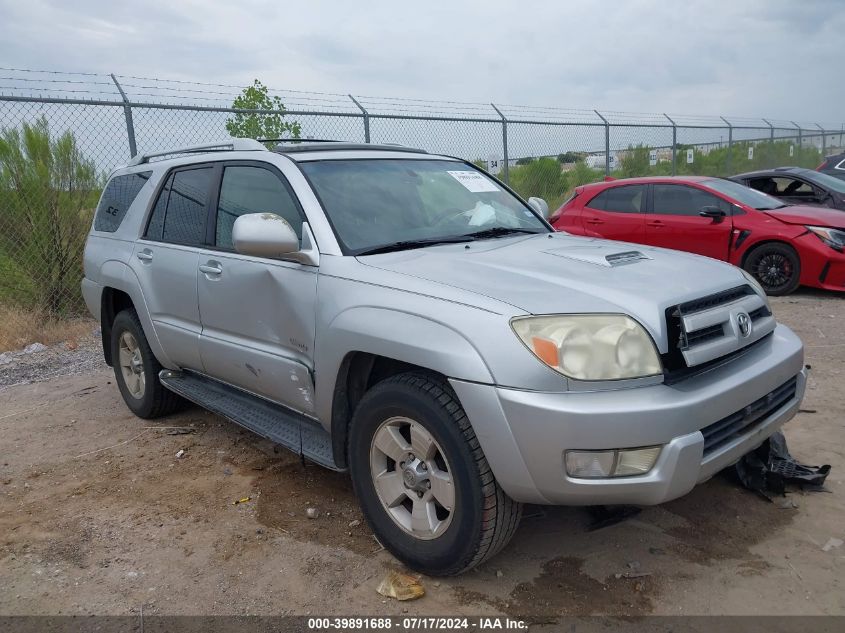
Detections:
94,171,151,232
145,167,213,246
587,185,646,213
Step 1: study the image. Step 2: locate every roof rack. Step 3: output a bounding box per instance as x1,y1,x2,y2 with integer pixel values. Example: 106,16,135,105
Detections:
272,141,428,154
126,139,267,166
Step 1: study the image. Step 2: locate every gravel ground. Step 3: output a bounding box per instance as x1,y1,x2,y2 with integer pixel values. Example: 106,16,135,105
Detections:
0,290,843,620
0,330,105,390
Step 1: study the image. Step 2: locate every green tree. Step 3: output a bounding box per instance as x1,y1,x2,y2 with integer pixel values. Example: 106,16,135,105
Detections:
0,117,100,314
619,144,651,178
225,79,301,143
508,157,569,209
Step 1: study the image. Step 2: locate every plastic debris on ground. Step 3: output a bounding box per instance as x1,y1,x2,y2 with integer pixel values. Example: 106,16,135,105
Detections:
586,505,641,531
821,538,843,552
232,497,251,505
376,571,425,601
734,431,831,501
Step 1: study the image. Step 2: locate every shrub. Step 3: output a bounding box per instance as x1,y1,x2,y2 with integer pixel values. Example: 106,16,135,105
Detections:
0,117,101,315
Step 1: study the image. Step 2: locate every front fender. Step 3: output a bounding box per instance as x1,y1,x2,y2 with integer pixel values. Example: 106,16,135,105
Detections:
314,306,495,424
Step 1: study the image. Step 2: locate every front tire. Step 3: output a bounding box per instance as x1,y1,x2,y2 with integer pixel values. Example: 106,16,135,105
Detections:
110,309,184,419
743,243,801,296
348,373,522,576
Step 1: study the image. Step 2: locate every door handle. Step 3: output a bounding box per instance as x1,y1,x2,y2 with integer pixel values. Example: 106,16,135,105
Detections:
199,262,223,276
136,250,153,262
646,220,665,227
585,218,604,225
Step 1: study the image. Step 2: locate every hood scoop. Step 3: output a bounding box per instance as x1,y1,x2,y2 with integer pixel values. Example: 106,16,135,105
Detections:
544,246,652,267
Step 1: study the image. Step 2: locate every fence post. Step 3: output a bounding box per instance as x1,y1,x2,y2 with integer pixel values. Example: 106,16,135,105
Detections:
720,116,733,173
663,113,676,176
491,103,509,184
791,121,802,149
348,95,370,143
815,123,826,156
762,118,774,166
594,110,610,176
110,74,137,158
762,118,774,143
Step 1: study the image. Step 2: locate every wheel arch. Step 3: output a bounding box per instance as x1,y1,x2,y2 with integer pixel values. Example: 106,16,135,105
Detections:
739,238,801,270
97,260,173,368
318,307,495,469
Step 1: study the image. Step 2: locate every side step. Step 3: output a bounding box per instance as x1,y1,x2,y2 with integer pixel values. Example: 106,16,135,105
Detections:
159,370,343,471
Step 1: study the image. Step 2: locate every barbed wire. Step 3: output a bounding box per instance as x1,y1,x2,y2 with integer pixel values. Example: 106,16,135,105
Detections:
0,67,842,130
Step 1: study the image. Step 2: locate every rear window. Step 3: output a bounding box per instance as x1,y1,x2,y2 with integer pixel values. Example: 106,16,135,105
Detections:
587,185,646,213
94,171,151,232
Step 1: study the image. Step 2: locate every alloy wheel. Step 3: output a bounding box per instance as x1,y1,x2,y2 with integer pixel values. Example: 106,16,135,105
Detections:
369,416,455,540
118,331,145,399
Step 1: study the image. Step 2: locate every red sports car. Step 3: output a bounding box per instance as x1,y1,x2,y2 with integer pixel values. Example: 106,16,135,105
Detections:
551,176,845,295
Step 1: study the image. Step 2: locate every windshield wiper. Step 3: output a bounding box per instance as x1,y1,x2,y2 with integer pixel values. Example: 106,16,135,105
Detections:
461,227,545,240
356,235,474,256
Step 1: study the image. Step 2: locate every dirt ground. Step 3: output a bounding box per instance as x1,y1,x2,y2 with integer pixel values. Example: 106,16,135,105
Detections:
1,290,843,619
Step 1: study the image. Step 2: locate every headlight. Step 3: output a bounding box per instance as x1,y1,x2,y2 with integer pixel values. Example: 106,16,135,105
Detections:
511,314,662,380
806,225,845,252
740,268,768,299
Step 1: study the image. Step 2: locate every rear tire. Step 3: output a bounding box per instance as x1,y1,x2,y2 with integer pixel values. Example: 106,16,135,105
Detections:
348,372,522,576
110,309,185,419
743,243,801,296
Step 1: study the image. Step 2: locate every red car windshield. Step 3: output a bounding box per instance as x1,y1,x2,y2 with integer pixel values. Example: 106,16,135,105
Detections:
703,178,787,210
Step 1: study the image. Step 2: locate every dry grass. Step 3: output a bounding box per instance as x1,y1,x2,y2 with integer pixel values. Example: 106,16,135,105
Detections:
0,304,96,352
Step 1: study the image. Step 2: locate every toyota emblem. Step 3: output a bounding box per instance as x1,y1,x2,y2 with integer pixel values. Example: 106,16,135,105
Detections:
737,312,752,338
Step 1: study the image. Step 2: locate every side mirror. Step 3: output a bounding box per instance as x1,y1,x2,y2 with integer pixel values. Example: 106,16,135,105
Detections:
233,213,299,258
698,206,726,223
528,197,550,219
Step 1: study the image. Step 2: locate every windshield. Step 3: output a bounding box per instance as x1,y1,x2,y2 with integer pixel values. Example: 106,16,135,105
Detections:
702,178,787,210
298,158,549,254
803,170,845,194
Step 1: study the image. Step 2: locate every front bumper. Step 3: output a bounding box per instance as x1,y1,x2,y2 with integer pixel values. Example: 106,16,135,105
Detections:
451,324,805,506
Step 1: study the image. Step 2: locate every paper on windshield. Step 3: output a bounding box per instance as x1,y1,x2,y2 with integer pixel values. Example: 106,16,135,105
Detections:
447,171,500,193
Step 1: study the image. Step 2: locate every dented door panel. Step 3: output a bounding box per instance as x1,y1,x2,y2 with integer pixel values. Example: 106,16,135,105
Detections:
197,250,318,415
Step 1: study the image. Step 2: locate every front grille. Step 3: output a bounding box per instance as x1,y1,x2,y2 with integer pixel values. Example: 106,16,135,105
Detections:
685,323,723,347
700,377,798,455
662,284,775,376
676,286,753,314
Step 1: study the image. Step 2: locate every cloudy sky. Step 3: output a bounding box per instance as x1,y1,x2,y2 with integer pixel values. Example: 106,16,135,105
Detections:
1,0,843,124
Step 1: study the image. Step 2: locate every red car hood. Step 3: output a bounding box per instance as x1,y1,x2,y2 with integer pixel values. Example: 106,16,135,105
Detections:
764,205,845,228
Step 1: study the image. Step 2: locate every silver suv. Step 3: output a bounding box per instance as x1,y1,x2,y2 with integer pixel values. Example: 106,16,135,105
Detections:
82,139,806,575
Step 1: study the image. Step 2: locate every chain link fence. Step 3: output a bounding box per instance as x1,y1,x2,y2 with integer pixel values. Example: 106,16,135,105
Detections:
1,68,844,350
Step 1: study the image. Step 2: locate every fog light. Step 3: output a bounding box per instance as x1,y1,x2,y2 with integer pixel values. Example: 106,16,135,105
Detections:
615,447,662,476
565,446,661,479
565,450,615,478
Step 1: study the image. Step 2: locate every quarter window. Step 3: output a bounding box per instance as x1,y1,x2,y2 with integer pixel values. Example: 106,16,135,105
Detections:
94,171,151,232
652,184,730,216
587,185,646,213
215,166,303,250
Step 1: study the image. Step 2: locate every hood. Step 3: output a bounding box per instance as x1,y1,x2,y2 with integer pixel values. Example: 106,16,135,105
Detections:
358,233,751,351
764,205,845,228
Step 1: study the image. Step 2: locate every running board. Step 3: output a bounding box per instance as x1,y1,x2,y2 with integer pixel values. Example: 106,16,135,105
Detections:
159,370,343,471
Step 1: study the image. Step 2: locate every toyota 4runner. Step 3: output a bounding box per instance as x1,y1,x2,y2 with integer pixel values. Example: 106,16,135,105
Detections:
82,139,806,575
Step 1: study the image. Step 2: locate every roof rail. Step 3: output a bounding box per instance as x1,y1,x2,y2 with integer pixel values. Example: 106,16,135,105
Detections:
273,142,427,154
126,138,267,166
